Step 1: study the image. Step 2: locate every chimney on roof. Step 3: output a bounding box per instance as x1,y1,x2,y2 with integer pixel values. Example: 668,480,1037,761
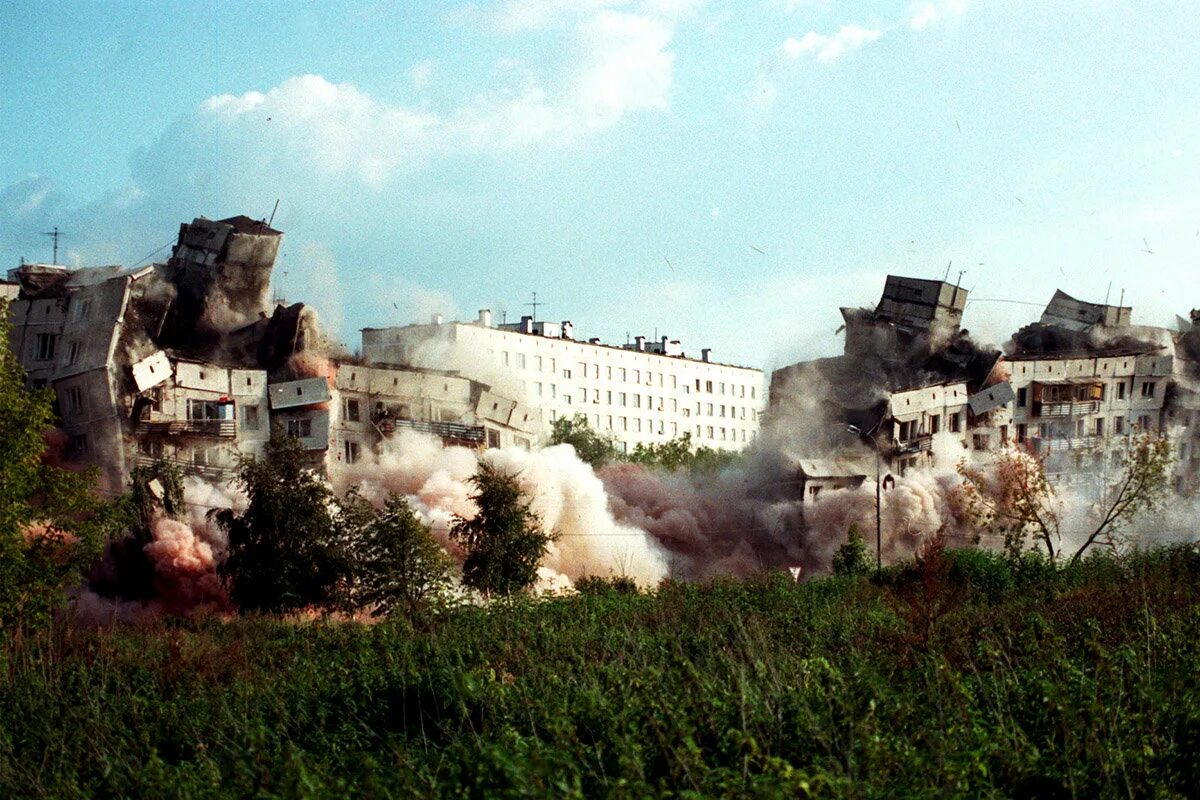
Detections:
561,320,574,339
635,335,646,351
478,309,493,327
520,315,533,334
432,314,443,325
701,348,712,363
588,337,600,344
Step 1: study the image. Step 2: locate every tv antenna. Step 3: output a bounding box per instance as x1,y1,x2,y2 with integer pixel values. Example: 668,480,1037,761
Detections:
526,291,543,321
42,227,66,264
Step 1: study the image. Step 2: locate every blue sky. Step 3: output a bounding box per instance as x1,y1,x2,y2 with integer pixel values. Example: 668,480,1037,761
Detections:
3,0,1200,369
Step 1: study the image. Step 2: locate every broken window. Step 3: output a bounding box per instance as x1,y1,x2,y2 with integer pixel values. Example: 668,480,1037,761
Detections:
949,413,961,433
1016,423,1027,443
929,414,940,434
345,398,360,422
1017,387,1027,407
1141,381,1156,398
486,429,500,448
972,434,990,451
34,333,56,361
1095,417,1104,436
1117,382,1126,400
66,386,85,414
343,440,360,464
1138,415,1153,431
287,418,313,438
187,399,222,421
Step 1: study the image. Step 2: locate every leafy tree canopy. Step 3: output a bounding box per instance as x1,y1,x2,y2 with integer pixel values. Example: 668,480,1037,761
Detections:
450,461,554,596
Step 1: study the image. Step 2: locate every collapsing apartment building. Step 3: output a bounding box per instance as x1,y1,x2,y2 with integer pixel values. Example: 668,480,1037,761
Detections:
769,276,1200,500
4,214,531,488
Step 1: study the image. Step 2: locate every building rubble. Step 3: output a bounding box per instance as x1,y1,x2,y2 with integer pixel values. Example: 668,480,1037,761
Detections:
4,214,532,489
769,277,1200,502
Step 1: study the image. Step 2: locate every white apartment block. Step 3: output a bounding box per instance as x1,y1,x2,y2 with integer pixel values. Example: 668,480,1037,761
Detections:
1007,352,1172,477
362,312,765,452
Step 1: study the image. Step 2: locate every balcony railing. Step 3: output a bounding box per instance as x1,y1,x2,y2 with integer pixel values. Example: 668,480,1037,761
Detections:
133,454,235,480
1035,435,1100,453
894,434,933,455
136,419,236,437
1038,400,1101,418
375,417,485,444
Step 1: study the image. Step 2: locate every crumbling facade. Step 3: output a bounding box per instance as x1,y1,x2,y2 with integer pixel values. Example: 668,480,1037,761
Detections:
363,311,765,452
771,276,1200,500
6,215,529,487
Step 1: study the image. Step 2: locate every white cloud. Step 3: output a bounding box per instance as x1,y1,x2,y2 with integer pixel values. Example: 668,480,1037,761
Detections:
411,59,435,90
908,0,967,31
483,0,701,32
782,24,882,62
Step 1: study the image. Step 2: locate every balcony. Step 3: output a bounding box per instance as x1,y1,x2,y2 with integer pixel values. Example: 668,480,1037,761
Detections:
1038,400,1101,418
375,417,485,445
133,454,235,480
1035,435,1100,453
136,418,236,437
895,434,932,455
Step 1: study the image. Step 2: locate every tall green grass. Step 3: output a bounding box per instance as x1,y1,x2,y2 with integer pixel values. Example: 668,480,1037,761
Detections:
2,545,1199,798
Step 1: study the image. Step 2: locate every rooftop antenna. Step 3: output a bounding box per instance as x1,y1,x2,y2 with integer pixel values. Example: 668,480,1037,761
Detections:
42,227,65,264
943,260,952,281
267,199,280,228
526,291,542,321
1104,281,1112,306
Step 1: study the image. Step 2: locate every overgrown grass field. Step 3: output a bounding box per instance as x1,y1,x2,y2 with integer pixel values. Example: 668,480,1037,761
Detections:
3,545,1200,798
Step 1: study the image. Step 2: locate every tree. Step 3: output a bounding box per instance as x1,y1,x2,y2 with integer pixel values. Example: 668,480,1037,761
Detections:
0,300,118,630
957,447,1061,561
1069,433,1172,564
957,435,1174,565
348,492,455,621
450,461,554,596
548,414,619,467
831,524,871,577
627,432,746,473
214,436,350,613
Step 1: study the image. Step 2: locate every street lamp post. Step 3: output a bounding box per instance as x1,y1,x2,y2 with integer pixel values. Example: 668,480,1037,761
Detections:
848,424,883,572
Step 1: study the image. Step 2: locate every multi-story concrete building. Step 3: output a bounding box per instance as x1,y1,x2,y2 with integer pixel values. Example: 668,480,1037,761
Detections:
362,311,765,452
1006,291,1174,480
770,275,1012,483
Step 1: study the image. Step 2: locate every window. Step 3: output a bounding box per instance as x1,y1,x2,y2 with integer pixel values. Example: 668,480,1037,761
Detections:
972,434,990,451
516,353,526,369
70,297,93,322
706,425,714,439
633,395,641,408
606,391,612,405
705,380,713,393
706,403,713,416
343,440,360,464
1117,382,1126,400
1075,419,1085,437
535,382,543,397
487,429,501,448
809,486,822,500
503,351,510,366
187,399,220,421
898,420,915,441
1017,387,1027,407
1114,417,1124,435
949,413,961,433
66,386,85,414
242,404,259,430
535,356,543,371
66,340,81,366
619,392,626,406
344,398,361,422
1138,414,1153,431
619,368,626,381
287,418,313,438
634,370,641,383
1000,425,1009,444
1095,418,1104,436
70,434,89,457
592,389,599,404
929,414,941,434
1141,381,1156,398
34,333,56,361
1016,423,1027,442
719,405,726,418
